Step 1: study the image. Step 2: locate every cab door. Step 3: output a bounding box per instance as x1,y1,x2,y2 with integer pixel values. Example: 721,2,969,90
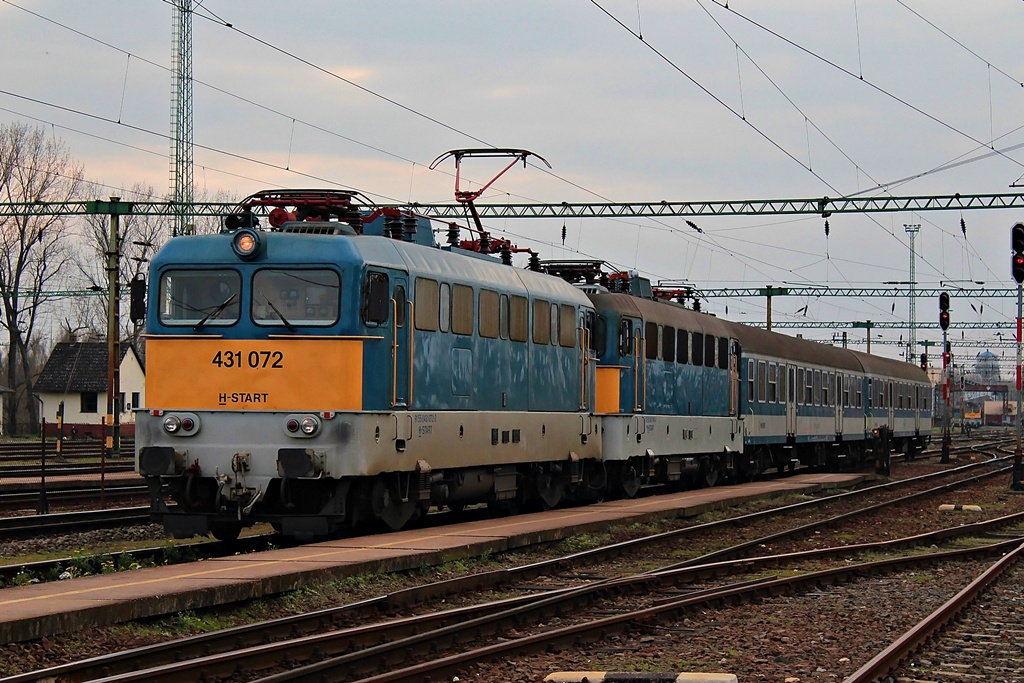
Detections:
391,275,411,408
617,316,642,413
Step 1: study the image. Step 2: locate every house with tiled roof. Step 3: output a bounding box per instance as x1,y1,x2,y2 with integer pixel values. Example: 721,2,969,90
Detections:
34,341,145,438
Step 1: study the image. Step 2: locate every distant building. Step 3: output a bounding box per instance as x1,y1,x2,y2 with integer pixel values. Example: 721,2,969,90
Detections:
34,342,145,438
975,350,1000,383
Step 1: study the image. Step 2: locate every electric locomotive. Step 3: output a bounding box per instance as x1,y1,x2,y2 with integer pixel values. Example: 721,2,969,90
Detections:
136,189,605,541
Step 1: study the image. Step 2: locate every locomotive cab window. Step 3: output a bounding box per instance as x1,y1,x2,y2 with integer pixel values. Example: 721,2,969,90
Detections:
394,285,406,327
253,269,340,327
618,319,633,357
559,305,576,347
159,269,241,327
361,271,389,325
663,325,675,362
479,289,499,339
645,321,659,360
414,278,439,331
533,299,551,345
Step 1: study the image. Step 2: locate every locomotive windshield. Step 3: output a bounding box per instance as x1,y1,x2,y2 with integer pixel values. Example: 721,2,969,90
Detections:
159,269,241,327
252,269,340,327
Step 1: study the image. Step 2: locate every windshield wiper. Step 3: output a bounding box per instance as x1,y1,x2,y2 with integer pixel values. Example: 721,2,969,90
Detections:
263,296,296,332
193,293,237,332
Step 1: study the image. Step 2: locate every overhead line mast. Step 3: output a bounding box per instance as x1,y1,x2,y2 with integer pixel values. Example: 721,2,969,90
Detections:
170,1,194,237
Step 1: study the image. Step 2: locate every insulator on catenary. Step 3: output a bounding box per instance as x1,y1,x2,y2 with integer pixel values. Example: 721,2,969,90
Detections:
385,214,403,240
403,214,417,241
824,219,830,237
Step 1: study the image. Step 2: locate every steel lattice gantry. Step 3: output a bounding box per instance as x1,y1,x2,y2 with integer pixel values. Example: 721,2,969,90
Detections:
699,286,1017,299
2,191,1024,219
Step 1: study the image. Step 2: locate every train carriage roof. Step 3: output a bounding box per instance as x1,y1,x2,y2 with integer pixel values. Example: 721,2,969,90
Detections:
850,349,930,382
356,237,593,307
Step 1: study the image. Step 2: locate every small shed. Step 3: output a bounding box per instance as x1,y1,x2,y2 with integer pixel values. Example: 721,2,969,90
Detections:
34,342,145,438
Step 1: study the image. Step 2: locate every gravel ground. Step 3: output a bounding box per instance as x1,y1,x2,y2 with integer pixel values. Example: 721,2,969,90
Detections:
1,454,1017,680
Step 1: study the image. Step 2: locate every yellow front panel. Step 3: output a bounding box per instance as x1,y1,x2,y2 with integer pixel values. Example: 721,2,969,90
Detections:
147,338,363,411
595,366,622,414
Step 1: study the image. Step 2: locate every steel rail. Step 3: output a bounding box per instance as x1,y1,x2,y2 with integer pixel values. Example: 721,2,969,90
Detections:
843,540,1024,683
257,539,1024,683
6,450,1009,683
0,506,152,540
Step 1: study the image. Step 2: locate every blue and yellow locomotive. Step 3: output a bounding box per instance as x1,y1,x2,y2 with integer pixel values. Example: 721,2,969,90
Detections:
136,187,931,541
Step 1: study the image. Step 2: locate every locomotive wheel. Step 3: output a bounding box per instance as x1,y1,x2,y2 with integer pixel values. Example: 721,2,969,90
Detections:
370,477,417,531
210,522,242,542
534,470,564,510
614,460,642,499
700,460,719,488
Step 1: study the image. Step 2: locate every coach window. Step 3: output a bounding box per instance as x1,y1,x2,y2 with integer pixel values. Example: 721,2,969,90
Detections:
160,269,241,327
779,363,788,402
757,360,767,403
767,363,777,403
804,370,813,405
498,294,509,339
747,359,755,400
692,332,704,366
821,372,829,406
253,268,340,327
645,321,659,360
796,368,804,404
559,305,576,347
510,295,528,342
479,289,499,339
452,284,474,335
361,271,389,325
414,277,439,331
704,334,716,368
663,325,675,362
677,329,689,364
394,285,406,327
438,283,451,333
534,299,551,345
550,304,560,346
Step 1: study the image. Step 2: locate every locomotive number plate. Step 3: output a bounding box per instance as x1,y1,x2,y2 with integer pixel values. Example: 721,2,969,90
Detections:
146,338,363,411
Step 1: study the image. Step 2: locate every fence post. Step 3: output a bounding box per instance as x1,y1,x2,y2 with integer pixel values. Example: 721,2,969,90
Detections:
37,417,48,515
100,416,107,508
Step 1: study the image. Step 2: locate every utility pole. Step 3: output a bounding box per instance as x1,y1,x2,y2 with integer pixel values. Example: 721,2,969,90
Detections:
939,292,951,464
853,321,874,353
86,198,133,460
905,224,920,362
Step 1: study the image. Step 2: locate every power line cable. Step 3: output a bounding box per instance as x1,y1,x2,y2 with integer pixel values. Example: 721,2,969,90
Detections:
705,0,1024,172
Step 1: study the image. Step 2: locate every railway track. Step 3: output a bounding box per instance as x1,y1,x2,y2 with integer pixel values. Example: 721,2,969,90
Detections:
0,485,147,512
2,442,1014,682
847,541,1024,682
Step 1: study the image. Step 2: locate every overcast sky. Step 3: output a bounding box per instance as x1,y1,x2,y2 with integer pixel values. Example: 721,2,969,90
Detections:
2,1,1023,365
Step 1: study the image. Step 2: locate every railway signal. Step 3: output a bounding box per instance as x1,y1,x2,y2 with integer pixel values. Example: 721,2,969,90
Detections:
1013,223,1024,284
920,353,927,371
938,292,950,331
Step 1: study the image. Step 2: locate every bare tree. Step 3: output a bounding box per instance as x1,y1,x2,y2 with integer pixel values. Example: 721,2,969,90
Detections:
77,181,167,347
0,123,83,434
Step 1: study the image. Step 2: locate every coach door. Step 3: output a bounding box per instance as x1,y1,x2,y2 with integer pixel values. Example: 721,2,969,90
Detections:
391,275,411,409
786,366,797,436
835,373,843,436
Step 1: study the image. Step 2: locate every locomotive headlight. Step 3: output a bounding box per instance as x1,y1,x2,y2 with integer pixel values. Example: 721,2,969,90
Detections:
231,228,262,260
299,416,319,435
163,415,181,433
284,414,320,438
